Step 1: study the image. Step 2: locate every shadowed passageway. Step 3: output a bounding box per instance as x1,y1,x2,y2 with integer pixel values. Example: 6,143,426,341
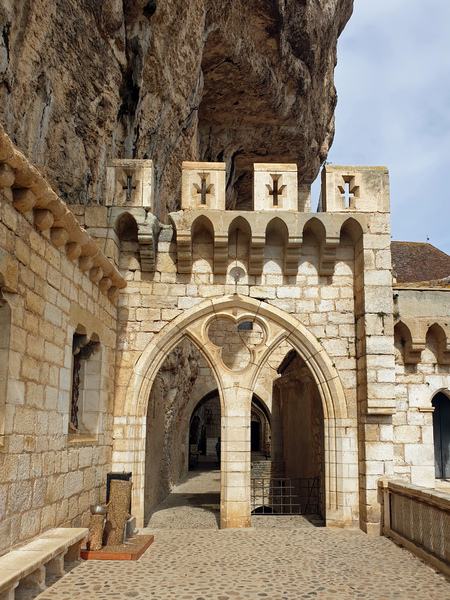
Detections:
146,456,221,529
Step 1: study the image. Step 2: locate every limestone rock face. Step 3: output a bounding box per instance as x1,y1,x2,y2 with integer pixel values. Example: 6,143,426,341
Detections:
0,0,353,218
145,339,201,515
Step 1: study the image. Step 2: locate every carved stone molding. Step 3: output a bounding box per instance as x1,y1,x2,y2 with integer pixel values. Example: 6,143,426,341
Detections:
0,125,127,300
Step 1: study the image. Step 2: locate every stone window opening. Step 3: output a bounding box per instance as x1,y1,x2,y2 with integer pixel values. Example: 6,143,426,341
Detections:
70,330,101,436
238,321,253,331
432,391,450,479
0,292,11,451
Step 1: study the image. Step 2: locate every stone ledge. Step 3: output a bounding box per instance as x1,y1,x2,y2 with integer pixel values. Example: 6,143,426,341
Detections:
67,433,99,446
0,125,126,300
379,478,450,511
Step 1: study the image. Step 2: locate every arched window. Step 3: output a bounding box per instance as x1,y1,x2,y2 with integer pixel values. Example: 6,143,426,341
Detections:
432,392,450,479
70,329,102,436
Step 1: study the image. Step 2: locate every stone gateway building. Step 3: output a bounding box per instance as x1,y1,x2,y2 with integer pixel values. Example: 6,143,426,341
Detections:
1,138,450,555
0,0,449,573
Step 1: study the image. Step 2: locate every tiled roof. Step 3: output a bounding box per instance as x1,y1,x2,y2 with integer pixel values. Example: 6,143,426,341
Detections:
391,242,450,283
394,278,450,289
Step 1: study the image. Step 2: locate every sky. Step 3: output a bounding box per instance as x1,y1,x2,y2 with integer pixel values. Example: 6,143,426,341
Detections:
311,0,450,254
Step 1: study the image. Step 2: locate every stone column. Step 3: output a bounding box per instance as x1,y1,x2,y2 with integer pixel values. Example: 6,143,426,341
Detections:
321,165,396,535
220,384,252,529
355,227,395,534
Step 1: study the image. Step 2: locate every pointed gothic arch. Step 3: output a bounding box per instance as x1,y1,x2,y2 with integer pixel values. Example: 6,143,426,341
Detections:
113,295,354,527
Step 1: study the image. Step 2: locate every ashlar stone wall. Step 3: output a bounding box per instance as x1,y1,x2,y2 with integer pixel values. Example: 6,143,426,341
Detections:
0,129,124,556
99,162,395,531
393,289,450,487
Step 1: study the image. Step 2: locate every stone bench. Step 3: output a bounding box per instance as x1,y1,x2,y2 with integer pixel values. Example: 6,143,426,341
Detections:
0,528,88,600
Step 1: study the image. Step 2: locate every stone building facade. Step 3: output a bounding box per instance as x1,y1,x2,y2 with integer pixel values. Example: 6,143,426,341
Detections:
0,126,449,555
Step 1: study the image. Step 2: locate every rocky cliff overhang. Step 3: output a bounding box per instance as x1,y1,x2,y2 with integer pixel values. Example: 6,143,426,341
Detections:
0,0,353,219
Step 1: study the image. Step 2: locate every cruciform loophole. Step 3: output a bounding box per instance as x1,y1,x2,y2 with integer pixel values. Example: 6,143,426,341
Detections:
341,182,354,208
194,173,213,205
121,174,137,202
266,175,286,207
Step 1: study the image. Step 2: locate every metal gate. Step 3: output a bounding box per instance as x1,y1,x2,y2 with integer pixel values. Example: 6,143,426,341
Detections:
251,477,320,515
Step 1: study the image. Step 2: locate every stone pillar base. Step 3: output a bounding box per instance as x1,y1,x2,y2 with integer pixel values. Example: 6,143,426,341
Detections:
220,515,251,529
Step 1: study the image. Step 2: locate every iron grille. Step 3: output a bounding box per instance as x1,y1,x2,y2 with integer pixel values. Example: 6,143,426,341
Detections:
390,492,450,563
71,353,81,429
251,477,320,515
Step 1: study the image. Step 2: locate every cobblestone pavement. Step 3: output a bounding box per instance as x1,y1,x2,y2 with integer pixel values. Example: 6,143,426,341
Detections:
146,462,221,529
35,525,450,600
33,467,450,599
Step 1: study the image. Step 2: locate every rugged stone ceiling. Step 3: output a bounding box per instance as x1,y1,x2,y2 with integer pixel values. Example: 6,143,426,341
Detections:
0,0,353,220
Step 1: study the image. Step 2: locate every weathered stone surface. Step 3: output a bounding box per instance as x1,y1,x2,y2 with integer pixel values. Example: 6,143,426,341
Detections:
0,0,352,219
144,340,201,517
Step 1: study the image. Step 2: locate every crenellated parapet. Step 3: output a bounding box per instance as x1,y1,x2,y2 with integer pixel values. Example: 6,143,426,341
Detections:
170,161,390,278
253,163,298,211
106,159,154,209
181,162,226,211
321,165,390,213
104,160,160,272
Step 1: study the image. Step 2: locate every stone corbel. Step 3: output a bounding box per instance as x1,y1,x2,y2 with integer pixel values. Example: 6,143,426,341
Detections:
284,235,302,276
399,318,426,364
438,346,450,365
435,324,450,365
176,230,192,273
214,233,228,275
319,236,340,276
137,213,160,272
404,339,426,364
0,126,126,299
249,234,265,275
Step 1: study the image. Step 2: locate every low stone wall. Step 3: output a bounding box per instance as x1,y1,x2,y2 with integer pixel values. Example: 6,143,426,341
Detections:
380,479,450,577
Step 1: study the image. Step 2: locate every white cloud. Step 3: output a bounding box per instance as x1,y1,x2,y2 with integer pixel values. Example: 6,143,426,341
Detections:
312,0,450,253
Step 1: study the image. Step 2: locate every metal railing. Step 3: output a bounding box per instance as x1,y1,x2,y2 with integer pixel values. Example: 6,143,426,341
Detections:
251,477,320,515
380,479,450,577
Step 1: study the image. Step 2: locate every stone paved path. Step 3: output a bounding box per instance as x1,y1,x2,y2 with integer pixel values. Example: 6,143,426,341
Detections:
146,461,221,529
35,526,450,600
33,467,450,599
